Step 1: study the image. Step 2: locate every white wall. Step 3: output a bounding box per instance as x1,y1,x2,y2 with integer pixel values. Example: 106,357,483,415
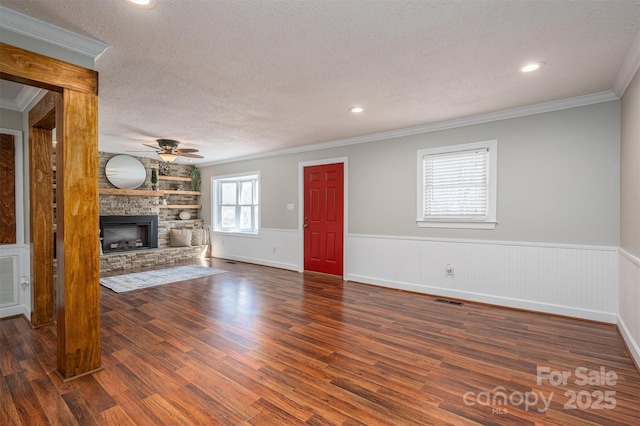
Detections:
619,68,640,367
200,100,621,323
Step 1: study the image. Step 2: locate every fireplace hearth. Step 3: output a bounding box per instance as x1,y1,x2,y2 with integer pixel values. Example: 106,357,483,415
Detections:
100,215,158,253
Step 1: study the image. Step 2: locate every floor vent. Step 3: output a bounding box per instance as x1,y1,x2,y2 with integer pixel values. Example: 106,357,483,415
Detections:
225,261,237,264
434,298,464,306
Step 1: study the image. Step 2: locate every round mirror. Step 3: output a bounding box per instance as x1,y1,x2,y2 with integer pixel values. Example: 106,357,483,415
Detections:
105,155,146,189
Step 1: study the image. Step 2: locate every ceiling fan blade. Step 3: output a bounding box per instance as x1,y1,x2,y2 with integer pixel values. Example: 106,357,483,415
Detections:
179,153,204,159
142,143,161,150
175,148,199,153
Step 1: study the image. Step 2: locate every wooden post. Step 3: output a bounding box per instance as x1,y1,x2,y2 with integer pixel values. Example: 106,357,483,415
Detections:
28,92,57,328
28,127,55,326
55,89,102,380
1,42,102,380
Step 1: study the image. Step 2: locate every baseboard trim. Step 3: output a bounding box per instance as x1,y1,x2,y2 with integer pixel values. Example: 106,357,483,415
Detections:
617,315,640,373
346,273,617,323
216,254,298,272
0,305,30,321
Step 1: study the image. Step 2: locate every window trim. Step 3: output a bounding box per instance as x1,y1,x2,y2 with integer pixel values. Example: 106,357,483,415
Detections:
416,140,497,229
212,171,260,235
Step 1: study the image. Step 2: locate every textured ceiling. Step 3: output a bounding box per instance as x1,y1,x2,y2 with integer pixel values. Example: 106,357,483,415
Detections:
1,0,639,164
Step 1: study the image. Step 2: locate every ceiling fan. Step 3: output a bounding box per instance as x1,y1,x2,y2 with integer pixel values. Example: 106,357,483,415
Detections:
136,139,204,162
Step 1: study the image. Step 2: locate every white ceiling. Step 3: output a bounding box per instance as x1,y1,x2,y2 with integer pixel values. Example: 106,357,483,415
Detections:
0,0,639,165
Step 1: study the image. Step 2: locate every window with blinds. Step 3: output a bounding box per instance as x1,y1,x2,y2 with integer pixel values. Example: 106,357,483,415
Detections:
417,140,497,229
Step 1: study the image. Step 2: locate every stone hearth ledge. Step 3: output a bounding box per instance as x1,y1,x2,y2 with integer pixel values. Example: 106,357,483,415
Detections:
100,245,210,274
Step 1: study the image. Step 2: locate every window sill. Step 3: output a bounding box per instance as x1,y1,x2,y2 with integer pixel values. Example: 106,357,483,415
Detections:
417,220,496,230
212,230,260,238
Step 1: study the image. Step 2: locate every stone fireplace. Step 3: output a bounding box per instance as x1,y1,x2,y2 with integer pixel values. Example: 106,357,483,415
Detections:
100,215,158,253
97,152,209,272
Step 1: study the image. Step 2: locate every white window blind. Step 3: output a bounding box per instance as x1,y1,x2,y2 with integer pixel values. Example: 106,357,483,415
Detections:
417,140,497,229
422,148,489,220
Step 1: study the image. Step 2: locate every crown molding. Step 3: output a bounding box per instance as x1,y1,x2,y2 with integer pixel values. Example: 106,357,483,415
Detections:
613,29,640,97
0,6,108,60
202,90,619,166
15,86,44,112
0,85,43,112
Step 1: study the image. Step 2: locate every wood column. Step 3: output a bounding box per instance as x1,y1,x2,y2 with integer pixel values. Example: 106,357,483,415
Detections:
1,42,102,380
55,89,102,380
28,92,56,327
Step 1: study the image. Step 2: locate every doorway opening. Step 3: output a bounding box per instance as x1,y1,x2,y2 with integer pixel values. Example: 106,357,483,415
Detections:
299,158,347,277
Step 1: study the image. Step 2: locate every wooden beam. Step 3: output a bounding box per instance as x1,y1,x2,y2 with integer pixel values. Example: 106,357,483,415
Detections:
55,88,102,380
28,95,56,327
0,133,17,244
0,42,98,95
28,91,58,129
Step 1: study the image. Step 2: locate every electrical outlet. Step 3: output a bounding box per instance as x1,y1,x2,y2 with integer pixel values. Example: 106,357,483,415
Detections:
286,203,295,211
446,264,454,275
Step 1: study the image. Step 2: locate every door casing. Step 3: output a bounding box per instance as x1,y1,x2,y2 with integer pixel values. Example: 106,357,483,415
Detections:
298,157,348,276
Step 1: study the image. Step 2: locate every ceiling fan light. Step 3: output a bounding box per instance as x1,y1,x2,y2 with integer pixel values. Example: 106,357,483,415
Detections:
158,152,177,163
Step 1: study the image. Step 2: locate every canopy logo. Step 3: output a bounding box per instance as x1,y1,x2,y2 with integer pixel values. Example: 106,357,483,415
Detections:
462,366,617,414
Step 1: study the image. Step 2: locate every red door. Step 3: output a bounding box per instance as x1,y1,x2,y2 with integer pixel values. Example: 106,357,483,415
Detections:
304,163,344,276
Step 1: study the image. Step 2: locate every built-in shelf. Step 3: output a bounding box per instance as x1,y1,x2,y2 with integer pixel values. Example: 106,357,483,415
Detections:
158,175,191,182
159,204,202,209
98,188,161,196
163,190,201,195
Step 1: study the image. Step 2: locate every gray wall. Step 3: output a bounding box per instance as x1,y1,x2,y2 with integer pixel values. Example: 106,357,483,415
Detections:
201,100,621,247
621,69,640,256
0,108,23,130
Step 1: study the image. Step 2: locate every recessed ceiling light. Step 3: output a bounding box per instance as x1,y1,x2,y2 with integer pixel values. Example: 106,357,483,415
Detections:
349,107,364,113
125,0,157,9
520,62,544,73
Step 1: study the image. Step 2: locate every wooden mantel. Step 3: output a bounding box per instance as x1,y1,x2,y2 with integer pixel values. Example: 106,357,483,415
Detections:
98,188,160,196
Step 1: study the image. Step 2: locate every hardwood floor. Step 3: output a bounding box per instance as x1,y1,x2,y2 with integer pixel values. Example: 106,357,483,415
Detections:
2,258,639,425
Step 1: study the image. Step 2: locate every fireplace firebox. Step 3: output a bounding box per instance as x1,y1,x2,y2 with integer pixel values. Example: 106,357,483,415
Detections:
99,215,158,253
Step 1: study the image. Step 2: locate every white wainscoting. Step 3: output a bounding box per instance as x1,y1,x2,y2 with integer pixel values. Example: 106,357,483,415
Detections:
0,244,30,319
346,234,619,323
619,249,640,368
210,228,299,271
209,228,619,324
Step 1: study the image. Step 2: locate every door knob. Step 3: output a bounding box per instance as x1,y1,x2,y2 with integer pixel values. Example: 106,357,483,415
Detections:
303,224,309,228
